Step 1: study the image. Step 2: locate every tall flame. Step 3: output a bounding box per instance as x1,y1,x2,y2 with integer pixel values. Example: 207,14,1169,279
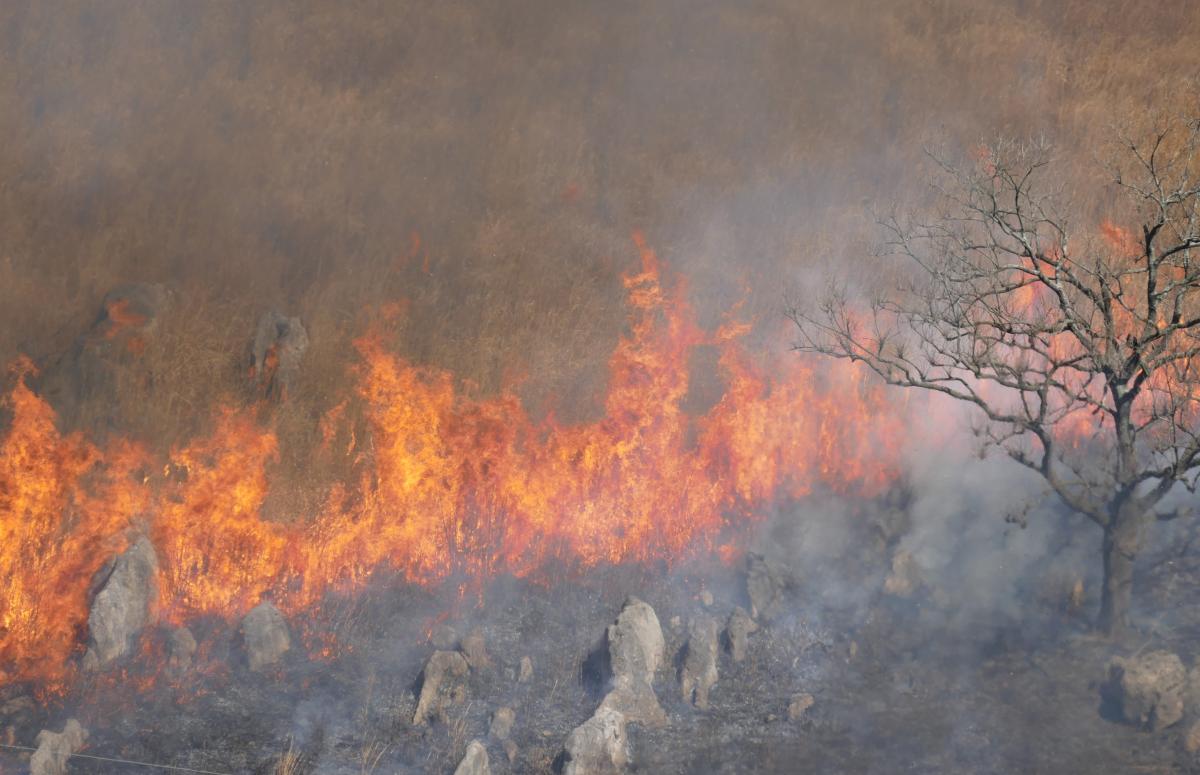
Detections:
0,237,905,693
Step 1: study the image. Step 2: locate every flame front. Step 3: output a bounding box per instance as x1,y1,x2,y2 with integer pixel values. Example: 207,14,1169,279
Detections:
0,238,904,692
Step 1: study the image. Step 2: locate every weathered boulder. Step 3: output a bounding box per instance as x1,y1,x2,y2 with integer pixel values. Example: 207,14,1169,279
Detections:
413,650,470,725
38,283,171,432
562,707,629,775
518,655,534,683
168,626,197,672
883,550,923,598
453,740,490,775
1106,651,1188,731
241,602,291,671
30,719,87,775
490,707,515,741
602,597,666,726
83,537,158,670
680,616,719,709
460,627,491,670
250,311,308,401
725,607,758,663
607,597,664,686
745,553,786,620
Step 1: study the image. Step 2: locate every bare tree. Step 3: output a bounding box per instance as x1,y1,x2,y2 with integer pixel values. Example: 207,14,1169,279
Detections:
791,118,1200,636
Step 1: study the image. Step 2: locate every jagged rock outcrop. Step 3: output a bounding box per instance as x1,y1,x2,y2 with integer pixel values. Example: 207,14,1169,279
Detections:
413,650,470,725
250,311,308,400
30,719,87,775
489,707,515,741
241,602,291,671
1106,651,1188,731
725,607,758,663
38,283,171,432
745,553,785,620
601,596,666,726
83,537,158,670
680,616,719,709
453,740,490,775
562,707,629,775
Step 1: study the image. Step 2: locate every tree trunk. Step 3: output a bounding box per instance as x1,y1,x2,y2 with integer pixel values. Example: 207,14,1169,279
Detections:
1098,507,1146,637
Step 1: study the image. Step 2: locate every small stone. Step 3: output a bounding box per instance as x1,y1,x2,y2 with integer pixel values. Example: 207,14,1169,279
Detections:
490,707,516,741
680,616,719,709
788,693,815,722
453,739,490,775
725,607,758,663
168,627,197,672
503,740,518,762
518,656,534,683
460,628,491,670
745,553,786,620
241,602,291,671
669,615,682,631
698,589,714,607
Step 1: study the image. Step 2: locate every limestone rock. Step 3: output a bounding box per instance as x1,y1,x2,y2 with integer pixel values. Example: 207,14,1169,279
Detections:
725,607,758,663
490,707,515,741
680,616,719,709
453,740,490,775
250,311,309,401
562,707,629,775
241,602,291,671
84,537,158,669
30,719,87,775
413,650,470,725
745,553,785,620
598,683,667,729
1106,650,1188,731
518,656,534,683
460,627,491,670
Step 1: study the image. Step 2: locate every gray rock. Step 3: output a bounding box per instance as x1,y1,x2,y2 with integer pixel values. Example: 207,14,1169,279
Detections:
680,616,719,709
490,707,515,741
30,719,87,775
745,553,785,620
725,607,758,663
38,283,171,432
604,597,666,726
453,740,490,775
84,537,158,669
168,626,197,672
413,650,470,725
562,707,629,775
1106,650,1188,731
251,311,308,401
241,602,291,671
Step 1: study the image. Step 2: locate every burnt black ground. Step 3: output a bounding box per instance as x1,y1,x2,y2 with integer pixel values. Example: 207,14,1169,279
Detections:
3,531,1200,774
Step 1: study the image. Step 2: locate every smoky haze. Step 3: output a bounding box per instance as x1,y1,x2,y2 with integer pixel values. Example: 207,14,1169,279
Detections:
4,0,1199,436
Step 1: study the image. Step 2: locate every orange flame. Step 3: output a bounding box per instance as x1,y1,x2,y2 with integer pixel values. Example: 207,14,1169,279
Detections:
0,237,906,693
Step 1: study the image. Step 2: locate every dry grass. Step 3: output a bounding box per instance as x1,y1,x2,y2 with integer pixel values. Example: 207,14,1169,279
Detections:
1,0,1198,470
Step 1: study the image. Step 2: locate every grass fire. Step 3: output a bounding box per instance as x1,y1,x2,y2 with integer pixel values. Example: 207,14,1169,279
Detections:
2,2,1200,774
